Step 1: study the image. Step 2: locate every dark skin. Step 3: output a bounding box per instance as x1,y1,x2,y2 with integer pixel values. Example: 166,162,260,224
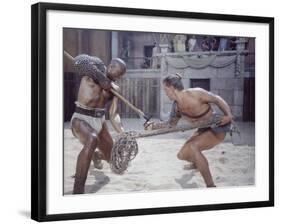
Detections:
72,59,125,194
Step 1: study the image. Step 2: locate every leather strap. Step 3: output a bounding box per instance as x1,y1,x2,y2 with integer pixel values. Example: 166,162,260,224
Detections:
75,106,105,118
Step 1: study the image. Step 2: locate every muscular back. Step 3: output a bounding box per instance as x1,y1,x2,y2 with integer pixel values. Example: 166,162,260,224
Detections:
77,76,111,108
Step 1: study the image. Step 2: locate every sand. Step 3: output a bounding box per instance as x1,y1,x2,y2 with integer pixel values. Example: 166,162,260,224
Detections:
63,119,255,195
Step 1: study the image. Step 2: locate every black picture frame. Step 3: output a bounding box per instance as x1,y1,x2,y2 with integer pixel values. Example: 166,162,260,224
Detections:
31,2,274,222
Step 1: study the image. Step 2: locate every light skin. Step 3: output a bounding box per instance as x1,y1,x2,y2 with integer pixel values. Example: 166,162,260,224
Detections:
147,84,232,187
72,60,125,194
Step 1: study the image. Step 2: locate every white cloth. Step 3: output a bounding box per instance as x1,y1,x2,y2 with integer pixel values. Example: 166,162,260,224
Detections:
71,112,105,133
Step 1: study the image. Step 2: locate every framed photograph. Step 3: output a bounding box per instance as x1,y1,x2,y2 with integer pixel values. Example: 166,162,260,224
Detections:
31,2,274,222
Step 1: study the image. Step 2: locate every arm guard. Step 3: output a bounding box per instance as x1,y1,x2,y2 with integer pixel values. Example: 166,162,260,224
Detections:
168,101,182,125
150,101,182,130
74,54,112,90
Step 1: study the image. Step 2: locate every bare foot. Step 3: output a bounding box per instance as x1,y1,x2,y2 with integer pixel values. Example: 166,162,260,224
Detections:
92,150,104,170
93,158,103,170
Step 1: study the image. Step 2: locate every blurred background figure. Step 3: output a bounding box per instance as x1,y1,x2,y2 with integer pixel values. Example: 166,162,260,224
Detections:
173,34,187,52
188,35,197,52
200,36,210,51
151,42,160,69
228,37,237,50
210,36,219,51
218,37,228,51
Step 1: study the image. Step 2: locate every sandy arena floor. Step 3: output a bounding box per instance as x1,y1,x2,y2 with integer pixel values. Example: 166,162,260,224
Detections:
63,119,255,195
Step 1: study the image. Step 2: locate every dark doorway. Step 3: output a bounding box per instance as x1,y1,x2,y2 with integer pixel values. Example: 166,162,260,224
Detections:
143,45,154,68
190,79,210,91
64,72,79,122
243,77,255,121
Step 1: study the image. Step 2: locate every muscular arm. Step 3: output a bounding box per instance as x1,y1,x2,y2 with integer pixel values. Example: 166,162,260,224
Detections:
201,90,232,117
200,89,233,124
74,54,112,90
147,101,181,130
108,83,124,133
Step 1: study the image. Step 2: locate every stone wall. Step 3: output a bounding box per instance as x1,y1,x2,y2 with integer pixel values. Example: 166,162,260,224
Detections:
160,55,245,120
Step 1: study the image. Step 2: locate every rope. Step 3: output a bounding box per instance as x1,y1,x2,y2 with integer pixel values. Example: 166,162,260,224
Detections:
229,121,242,145
110,131,139,174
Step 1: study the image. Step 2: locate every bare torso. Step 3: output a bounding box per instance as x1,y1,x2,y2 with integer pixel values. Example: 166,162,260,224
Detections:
176,89,213,122
77,76,112,108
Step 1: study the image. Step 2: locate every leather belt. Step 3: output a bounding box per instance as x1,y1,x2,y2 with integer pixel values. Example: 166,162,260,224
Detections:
75,106,105,118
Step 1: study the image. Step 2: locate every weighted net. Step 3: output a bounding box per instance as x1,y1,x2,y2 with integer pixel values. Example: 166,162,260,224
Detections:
110,131,139,174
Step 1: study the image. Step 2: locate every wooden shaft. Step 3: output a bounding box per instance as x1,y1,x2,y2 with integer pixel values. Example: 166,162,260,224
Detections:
135,116,222,138
64,50,74,61
110,89,145,117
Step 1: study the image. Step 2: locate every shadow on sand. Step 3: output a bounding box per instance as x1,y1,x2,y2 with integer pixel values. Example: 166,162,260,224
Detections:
85,170,110,193
174,171,199,188
65,170,110,194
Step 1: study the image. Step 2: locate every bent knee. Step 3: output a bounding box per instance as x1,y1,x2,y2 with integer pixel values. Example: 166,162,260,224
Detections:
177,149,193,161
177,151,185,160
85,133,99,148
177,143,200,161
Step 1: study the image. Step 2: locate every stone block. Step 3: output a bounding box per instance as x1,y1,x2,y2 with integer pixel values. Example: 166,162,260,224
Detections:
230,78,244,90
211,78,244,90
211,78,227,90
218,90,234,105
210,90,219,95
231,105,243,119
234,90,244,106
182,78,190,88
216,63,235,78
167,67,184,76
185,67,217,79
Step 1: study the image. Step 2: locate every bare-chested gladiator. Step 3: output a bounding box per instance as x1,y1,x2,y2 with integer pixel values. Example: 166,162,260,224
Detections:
145,73,233,187
71,54,126,194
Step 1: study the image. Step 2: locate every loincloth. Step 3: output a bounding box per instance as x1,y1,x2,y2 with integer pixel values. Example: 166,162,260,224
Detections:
71,103,106,134
197,112,231,134
197,122,231,134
